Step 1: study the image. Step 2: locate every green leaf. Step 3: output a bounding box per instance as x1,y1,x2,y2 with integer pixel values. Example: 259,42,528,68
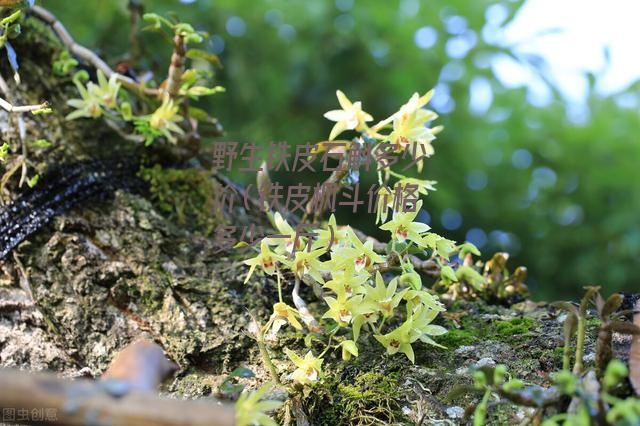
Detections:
186,49,222,67
30,139,51,149
26,174,39,188
230,367,255,379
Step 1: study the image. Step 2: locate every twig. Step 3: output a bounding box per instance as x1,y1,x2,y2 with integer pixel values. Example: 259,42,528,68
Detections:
166,33,185,97
0,72,34,189
28,5,160,98
0,97,48,112
0,368,235,426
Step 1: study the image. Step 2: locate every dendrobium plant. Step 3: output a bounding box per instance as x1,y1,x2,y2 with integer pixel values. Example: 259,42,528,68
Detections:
241,87,487,394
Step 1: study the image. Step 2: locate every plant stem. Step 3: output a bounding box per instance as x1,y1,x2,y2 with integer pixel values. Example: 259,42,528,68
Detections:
276,268,283,304
562,334,572,371
251,315,281,385
573,314,585,374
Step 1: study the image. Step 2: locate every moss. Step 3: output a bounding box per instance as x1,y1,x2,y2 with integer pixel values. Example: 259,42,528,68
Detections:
304,369,407,425
435,328,476,349
139,164,223,235
493,317,536,337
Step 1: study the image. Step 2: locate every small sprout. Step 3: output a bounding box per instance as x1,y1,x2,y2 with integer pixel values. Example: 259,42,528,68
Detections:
235,382,282,426
399,271,422,291
284,349,323,386
26,174,39,188
52,50,78,76
458,242,481,259
439,265,458,284
551,370,578,395
324,90,373,141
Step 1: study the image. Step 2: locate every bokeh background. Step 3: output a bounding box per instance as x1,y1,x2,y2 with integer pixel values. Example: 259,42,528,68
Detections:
44,0,640,299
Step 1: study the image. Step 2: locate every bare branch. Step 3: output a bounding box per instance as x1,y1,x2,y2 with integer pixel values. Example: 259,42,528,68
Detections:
28,5,160,98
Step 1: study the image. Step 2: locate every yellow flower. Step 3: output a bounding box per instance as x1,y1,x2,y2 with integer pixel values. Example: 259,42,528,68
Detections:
379,199,430,246
324,90,373,140
324,266,369,298
89,70,121,109
267,212,304,255
312,214,348,252
149,94,184,143
362,273,408,319
322,290,364,327
374,185,394,225
271,302,302,331
409,305,447,349
283,248,326,284
243,240,284,283
389,171,437,198
374,316,416,363
284,349,323,385
328,228,385,273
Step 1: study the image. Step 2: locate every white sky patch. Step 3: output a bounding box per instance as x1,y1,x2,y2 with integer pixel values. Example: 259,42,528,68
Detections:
495,0,640,103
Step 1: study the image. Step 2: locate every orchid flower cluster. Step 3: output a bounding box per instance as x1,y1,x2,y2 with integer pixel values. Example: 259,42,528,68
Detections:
244,89,478,389
64,14,223,146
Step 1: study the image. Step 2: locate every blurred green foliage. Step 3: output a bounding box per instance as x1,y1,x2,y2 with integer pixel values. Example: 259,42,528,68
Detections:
44,0,640,299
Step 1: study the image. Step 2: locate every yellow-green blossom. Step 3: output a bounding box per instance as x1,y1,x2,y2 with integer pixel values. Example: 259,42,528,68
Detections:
235,382,282,426
322,291,364,327
324,90,373,140
324,266,369,298
312,214,348,252
403,289,445,313
89,70,121,109
362,273,408,319
421,232,457,258
284,349,323,385
379,200,430,246
66,81,103,120
149,95,185,143
374,316,416,362
283,248,326,284
267,212,304,255
243,240,284,283
269,302,303,334
409,305,447,348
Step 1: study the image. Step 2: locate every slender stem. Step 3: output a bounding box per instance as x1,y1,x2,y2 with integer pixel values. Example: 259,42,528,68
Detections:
252,316,281,385
377,316,387,334
562,334,572,371
276,268,283,304
318,328,338,358
573,314,585,374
